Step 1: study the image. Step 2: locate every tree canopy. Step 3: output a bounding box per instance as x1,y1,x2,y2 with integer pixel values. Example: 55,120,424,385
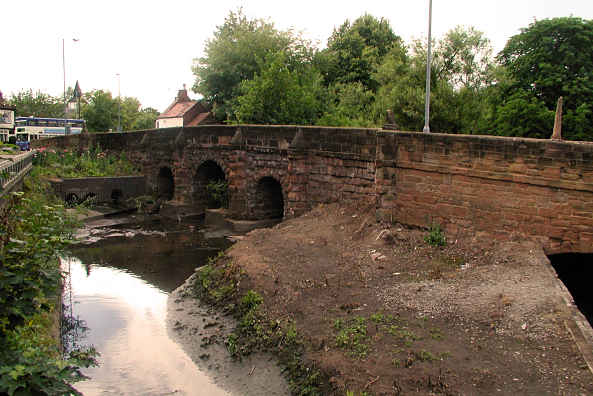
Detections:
192,10,311,121
82,90,159,132
319,14,402,92
8,90,64,118
496,17,593,140
235,52,324,125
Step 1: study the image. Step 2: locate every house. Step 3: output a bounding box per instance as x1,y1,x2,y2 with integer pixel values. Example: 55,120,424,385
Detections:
155,86,215,128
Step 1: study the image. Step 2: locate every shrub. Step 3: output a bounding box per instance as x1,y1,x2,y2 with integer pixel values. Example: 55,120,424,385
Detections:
205,180,229,208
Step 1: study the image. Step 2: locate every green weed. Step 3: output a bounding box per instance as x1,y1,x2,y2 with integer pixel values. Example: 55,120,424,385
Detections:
334,316,369,358
425,224,446,247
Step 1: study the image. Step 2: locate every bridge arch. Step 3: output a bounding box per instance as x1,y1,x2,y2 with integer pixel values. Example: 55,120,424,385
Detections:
253,176,285,219
193,160,228,209
157,166,175,201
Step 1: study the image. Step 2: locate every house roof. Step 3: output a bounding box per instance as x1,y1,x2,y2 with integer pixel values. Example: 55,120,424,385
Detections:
158,101,196,119
186,112,211,126
157,86,196,119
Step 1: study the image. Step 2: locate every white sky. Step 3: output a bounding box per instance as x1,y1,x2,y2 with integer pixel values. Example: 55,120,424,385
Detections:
2,0,592,113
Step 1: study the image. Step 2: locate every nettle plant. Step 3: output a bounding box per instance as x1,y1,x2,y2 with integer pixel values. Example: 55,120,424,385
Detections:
0,190,97,395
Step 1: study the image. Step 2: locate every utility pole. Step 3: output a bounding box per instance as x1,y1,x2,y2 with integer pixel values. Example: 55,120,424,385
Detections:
117,73,121,132
423,0,433,133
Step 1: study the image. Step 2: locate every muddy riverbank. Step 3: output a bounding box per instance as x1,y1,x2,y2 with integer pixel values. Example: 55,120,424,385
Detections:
167,275,290,395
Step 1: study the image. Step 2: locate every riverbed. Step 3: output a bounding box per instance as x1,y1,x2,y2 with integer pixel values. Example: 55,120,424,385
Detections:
65,216,289,395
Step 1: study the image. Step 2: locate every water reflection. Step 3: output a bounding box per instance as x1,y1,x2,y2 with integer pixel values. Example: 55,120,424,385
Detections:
66,226,231,395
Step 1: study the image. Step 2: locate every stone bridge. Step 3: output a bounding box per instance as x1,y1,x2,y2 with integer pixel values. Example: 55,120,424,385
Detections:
33,125,593,255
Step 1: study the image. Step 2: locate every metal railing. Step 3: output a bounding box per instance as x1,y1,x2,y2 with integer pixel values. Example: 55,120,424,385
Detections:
0,151,35,196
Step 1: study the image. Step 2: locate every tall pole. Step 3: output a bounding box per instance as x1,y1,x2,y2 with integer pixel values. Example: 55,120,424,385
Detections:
423,0,433,133
118,74,121,132
62,38,67,118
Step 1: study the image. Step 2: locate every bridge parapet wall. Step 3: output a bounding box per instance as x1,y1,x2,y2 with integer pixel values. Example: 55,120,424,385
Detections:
376,131,593,254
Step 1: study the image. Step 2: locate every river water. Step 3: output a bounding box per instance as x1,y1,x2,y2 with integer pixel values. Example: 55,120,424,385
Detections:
64,217,233,396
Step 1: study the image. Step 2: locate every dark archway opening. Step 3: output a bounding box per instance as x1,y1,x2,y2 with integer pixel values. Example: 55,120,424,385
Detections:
111,189,123,205
157,167,175,201
194,161,227,209
549,253,593,325
254,177,284,219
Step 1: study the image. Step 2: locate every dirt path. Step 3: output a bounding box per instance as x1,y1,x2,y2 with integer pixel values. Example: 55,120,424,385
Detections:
221,203,593,395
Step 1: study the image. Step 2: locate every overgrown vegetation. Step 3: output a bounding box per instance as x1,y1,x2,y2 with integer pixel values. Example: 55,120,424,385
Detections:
0,175,97,394
205,180,229,209
32,144,139,179
192,254,330,395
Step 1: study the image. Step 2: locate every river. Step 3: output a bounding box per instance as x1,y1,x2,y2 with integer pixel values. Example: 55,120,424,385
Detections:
63,217,237,395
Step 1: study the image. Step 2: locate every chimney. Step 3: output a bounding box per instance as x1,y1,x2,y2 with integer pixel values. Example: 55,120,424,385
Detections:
177,84,190,102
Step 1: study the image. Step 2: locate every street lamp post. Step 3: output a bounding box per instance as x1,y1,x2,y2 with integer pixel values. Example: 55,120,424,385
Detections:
62,39,67,119
423,0,433,133
62,38,79,124
116,73,121,132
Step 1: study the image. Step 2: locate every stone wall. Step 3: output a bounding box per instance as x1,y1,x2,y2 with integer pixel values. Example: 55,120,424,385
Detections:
376,132,593,254
33,126,593,254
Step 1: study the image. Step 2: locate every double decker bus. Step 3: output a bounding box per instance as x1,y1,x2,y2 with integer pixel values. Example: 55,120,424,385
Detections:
14,117,85,150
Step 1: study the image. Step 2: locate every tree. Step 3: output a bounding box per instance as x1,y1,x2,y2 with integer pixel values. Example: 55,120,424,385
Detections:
82,90,119,132
319,14,402,92
234,52,324,125
373,26,497,134
192,9,311,121
497,17,593,140
81,90,158,132
316,82,376,127
8,90,64,118
132,107,159,130
437,26,495,91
